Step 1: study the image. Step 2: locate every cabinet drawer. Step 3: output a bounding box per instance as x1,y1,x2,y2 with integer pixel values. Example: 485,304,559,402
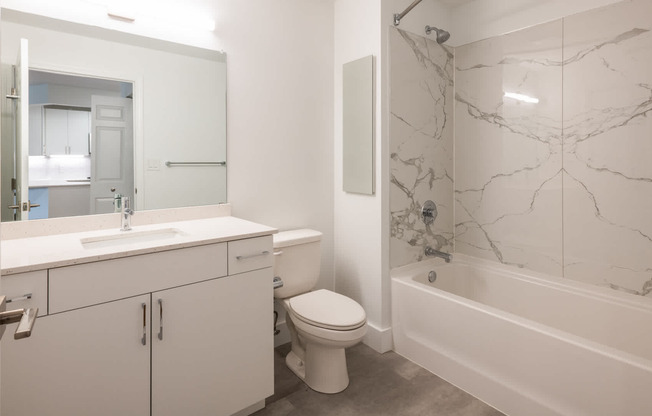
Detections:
49,243,227,313
1,270,48,317
228,236,273,275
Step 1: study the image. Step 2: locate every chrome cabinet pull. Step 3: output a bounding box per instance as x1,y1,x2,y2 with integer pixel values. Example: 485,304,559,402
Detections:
14,308,38,339
0,296,38,340
141,303,147,346
157,299,163,341
6,293,32,303
236,251,270,261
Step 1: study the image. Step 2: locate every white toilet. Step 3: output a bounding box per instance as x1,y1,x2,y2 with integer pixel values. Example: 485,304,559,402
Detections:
273,229,366,394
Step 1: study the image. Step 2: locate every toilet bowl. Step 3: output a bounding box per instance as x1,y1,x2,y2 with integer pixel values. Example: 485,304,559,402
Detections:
273,230,366,394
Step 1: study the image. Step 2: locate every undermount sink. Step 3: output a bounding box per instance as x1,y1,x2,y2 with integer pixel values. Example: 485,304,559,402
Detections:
80,228,184,249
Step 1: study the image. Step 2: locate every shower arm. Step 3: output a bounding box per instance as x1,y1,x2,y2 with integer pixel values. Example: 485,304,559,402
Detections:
394,0,423,26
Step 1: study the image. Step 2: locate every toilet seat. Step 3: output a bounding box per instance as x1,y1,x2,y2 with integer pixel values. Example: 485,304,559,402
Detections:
287,289,366,331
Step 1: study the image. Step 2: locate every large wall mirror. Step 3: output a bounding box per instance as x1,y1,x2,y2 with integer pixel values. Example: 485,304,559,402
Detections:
0,10,227,222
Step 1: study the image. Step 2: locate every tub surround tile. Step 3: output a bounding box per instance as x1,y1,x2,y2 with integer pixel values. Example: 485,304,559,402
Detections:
389,0,652,299
562,0,652,297
389,27,455,269
454,21,564,276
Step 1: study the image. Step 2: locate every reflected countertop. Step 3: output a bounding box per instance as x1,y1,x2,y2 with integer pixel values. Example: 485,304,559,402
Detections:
29,179,91,188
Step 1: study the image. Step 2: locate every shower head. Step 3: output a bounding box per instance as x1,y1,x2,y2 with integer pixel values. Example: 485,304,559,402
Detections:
425,25,450,44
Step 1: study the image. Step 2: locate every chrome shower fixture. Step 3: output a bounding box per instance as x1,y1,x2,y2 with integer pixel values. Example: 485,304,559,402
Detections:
394,0,423,26
421,200,437,225
425,25,451,44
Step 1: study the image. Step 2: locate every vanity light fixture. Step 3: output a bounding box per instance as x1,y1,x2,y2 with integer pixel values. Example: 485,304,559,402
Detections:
504,92,539,104
104,3,215,32
106,6,136,23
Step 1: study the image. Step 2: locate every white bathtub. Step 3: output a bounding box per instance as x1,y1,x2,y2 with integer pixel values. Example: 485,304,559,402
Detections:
391,254,652,416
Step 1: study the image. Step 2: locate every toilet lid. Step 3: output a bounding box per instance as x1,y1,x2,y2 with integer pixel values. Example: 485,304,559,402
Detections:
288,289,366,331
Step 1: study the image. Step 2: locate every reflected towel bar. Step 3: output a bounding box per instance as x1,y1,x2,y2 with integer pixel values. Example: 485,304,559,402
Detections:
164,161,226,167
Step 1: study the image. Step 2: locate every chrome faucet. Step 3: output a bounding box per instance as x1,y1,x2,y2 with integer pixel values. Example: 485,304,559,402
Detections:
121,196,134,231
425,246,451,263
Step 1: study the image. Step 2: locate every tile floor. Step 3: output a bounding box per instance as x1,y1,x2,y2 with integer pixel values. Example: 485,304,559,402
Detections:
253,343,505,416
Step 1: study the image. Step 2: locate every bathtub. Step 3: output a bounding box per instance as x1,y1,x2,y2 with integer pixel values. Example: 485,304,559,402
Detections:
391,254,652,416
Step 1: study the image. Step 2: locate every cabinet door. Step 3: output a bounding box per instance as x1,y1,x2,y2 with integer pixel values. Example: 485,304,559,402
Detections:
67,110,90,155
44,108,68,155
152,269,274,416
28,105,43,155
1,295,151,416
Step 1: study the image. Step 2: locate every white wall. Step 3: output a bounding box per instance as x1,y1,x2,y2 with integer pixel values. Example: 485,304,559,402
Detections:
333,0,388,352
216,0,335,292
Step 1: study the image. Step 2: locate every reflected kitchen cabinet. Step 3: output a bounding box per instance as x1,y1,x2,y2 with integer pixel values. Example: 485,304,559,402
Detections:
43,106,90,156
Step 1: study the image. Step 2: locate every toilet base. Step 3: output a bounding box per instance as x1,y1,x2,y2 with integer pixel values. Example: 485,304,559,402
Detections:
286,344,350,394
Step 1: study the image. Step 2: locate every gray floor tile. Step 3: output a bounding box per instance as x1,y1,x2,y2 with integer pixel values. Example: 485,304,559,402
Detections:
253,343,505,416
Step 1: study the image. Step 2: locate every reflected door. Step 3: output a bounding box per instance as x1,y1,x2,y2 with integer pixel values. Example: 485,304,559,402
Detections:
90,96,134,214
9,38,30,220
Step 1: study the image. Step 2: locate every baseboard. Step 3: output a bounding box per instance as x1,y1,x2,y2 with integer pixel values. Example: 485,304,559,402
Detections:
362,322,393,353
231,399,265,416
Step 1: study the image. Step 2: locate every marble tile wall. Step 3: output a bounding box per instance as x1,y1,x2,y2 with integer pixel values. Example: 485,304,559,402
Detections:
562,0,652,296
389,27,454,268
389,0,652,298
454,21,564,276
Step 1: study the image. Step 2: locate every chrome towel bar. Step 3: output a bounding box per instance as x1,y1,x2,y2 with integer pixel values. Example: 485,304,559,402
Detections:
164,161,226,167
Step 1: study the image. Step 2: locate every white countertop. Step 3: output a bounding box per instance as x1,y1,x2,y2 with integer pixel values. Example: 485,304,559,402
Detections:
1,216,277,275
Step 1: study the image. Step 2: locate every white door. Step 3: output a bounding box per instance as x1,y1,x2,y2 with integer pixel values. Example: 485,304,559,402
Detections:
14,38,30,220
90,95,133,214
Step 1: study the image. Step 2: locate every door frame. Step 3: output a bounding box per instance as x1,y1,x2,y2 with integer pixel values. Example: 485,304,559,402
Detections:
28,61,144,210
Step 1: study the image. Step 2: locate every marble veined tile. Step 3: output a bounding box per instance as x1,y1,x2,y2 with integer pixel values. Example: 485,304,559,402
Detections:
389,27,454,268
563,0,652,297
454,20,564,275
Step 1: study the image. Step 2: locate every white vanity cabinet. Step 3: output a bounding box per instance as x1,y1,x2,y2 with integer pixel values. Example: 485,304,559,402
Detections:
1,235,274,416
3,294,152,416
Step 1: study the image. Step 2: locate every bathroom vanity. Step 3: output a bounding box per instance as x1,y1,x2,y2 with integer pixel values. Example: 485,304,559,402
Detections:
0,212,275,416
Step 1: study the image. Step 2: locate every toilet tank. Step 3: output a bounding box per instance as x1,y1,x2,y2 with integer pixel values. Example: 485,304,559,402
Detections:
273,229,322,299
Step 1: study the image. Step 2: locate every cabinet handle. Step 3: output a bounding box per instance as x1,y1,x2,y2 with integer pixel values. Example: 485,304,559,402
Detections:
6,293,32,303
141,303,147,346
157,299,163,341
236,251,269,260
0,296,39,340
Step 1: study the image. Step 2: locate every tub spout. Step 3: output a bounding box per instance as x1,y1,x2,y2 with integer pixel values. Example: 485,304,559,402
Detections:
425,247,451,263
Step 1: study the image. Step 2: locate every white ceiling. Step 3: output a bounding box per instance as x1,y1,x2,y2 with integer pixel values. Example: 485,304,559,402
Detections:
29,70,127,91
436,0,476,7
